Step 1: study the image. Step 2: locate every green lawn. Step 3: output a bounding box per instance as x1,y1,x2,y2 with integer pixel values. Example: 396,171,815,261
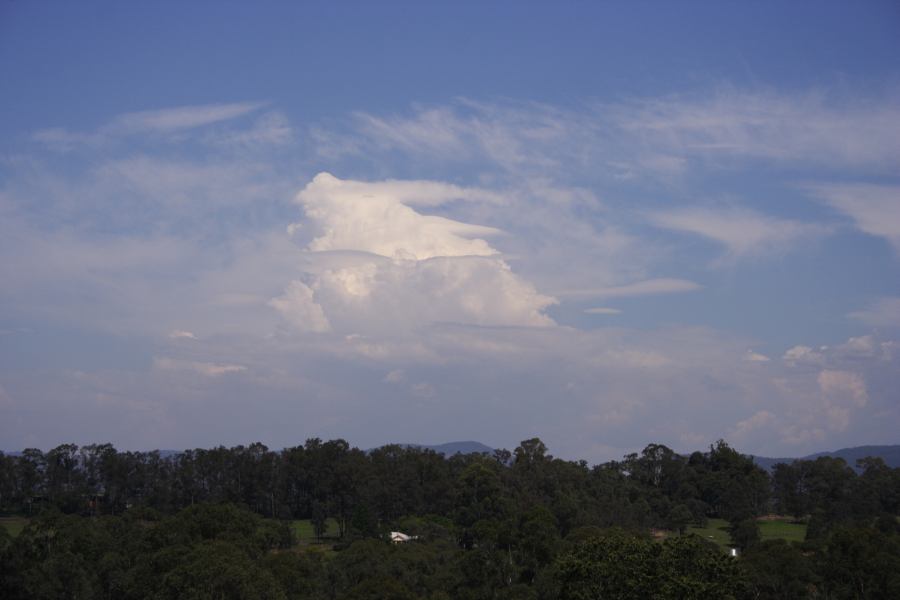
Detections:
759,518,807,543
686,518,732,550
0,516,30,538
291,518,341,542
686,517,807,552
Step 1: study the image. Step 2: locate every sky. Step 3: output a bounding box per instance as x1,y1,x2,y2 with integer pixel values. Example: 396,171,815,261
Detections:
1,1,899,462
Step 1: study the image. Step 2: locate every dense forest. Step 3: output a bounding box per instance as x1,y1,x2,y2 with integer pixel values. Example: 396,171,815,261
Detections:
1,438,898,599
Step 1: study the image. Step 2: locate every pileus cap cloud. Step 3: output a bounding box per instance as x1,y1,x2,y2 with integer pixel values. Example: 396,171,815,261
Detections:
295,172,501,261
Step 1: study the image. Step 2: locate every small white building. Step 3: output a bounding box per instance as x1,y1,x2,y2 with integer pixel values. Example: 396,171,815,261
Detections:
390,531,417,543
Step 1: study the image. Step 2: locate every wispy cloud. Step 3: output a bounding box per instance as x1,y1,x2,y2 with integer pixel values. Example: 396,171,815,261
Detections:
106,102,267,134
205,111,293,148
34,102,267,149
558,278,701,299
154,357,247,377
850,297,900,328
744,350,770,362
615,90,900,171
168,330,198,340
584,307,622,315
315,89,900,180
649,206,827,260
807,183,900,253
348,100,576,172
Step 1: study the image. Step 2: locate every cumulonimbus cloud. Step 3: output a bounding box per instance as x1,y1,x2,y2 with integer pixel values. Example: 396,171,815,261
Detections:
294,172,502,260
271,173,556,334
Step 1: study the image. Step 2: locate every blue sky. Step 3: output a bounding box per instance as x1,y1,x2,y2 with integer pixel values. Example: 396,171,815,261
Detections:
1,1,899,461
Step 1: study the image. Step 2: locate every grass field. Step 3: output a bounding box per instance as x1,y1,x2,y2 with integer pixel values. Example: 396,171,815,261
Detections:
0,516,29,538
759,518,807,543
291,518,341,542
686,517,807,551
686,518,732,550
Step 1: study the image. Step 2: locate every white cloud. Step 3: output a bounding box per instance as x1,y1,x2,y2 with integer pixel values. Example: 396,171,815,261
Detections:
35,102,267,148
348,101,578,172
781,336,895,366
268,281,331,333
649,206,826,259
205,111,293,148
850,297,900,328
730,410,776,442
778,366,886,436
783,345,826,365
107,102,266,135
383,369,406,384
272,173,556,334
168,330,197,340
294,172,502,260
808,183,900,252
818,369,868,407
584,307,622,315
739,334,899,447
744,350,770,362
319,91,900,181
154,357,247,377
559,278,701,299
615,90,900,171
837,335,876,356
275,255,556,334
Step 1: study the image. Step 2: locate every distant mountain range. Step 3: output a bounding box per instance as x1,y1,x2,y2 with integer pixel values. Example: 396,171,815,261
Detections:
4,443,496,458
750,445,900,473
396,442,900,470
7,443,898,471
386,441,495,456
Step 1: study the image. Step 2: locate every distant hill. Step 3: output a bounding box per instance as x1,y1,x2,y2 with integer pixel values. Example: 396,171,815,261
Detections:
377,441,495,456
751,445,900,473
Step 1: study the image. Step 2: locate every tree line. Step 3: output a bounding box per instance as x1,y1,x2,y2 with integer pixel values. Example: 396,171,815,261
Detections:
1,438,898,598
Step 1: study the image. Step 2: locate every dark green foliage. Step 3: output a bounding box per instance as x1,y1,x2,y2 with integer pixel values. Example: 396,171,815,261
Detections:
341,574,417,600
817,526,900,599
555,529,660,599
157,540,285,600
349,504,379,539
0,437,897,599
741,539,817,599
555,529,741,600
657,535,742,599
667,504,694,534
260,550,327,599
729,518,760,551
